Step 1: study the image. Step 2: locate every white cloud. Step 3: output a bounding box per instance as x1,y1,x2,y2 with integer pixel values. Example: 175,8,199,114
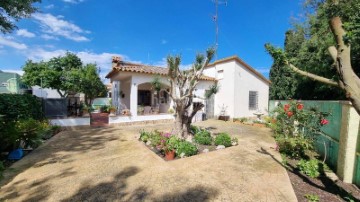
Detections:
62,0,85,3
16,29,36,38
41,34,59,40
32,13,90,42
0,36,27,50
44,4,54,9
151,57,191,70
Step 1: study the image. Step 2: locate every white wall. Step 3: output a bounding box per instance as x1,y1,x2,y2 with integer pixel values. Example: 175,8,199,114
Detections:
50,118,90,126
204,59,269,118
32,86,62,98
234,60,269,117
205,62,236,117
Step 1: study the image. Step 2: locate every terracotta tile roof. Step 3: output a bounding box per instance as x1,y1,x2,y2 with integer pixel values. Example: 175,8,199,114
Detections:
106,56,215,81
206,55,271,85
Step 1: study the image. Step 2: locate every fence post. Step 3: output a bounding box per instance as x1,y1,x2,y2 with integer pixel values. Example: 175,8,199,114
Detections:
337,102,360,183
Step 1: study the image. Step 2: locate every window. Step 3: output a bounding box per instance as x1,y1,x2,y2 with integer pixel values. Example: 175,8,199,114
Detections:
249,91,258,110
1,82,8,87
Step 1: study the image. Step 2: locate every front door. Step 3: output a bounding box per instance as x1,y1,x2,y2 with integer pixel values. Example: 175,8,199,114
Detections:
138,90,151,106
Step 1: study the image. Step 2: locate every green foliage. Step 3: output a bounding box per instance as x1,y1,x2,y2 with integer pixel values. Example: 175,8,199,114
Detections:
0,94,44,122
194,129,213,145
79,64,107,105
0,161,5,179
304,194,319,202
205,83,219,99
22,52,83,98
151,76,162,92
298,159,321,178
139,130,151,142
190,125,201,134
176,141,198,157
0,118,52,151
265,0,357,100
277,136,312,159
270,100,330,159
0,0,41,33
214,133,232,147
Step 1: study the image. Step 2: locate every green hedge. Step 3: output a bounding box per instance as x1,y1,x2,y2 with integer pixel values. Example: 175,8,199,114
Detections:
0,94,44,121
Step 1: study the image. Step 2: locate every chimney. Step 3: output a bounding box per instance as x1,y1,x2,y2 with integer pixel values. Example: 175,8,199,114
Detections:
112,56,122,68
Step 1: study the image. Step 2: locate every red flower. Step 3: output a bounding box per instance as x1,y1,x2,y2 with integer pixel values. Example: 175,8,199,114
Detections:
297,104,304,110
287,111,293,117
320,119,329,125
284,104,290,111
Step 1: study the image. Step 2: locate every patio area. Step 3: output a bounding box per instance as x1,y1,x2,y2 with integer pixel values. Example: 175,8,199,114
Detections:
0,120,297,201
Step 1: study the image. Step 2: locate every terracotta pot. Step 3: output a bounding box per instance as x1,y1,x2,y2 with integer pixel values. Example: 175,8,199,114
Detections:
165,150,175,160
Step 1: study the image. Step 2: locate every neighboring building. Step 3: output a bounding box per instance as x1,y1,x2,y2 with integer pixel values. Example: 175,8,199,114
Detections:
106,56,215,119
203,56,270,118
0,70,30,94
106,55,270,121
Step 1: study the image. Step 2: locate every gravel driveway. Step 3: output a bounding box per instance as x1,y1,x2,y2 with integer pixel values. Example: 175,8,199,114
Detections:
0,120,297,202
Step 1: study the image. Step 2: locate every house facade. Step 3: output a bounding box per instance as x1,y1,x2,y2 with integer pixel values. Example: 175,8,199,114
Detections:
0,70,30,94
203,56,270,118
105,56,215,123
105,55,270,123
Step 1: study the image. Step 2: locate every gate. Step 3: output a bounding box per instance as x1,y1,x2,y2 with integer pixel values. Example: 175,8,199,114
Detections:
205,94,214,119
43,98,67,118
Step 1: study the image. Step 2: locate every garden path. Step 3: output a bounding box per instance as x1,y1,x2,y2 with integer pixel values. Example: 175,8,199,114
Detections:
0,120,297,201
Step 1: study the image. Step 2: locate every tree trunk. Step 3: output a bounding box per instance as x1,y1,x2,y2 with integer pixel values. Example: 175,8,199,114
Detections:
329,16,360,115
174,110,190,139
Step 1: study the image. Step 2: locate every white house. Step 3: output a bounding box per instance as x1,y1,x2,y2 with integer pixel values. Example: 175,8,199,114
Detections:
203,55,270,118
105,55,269,123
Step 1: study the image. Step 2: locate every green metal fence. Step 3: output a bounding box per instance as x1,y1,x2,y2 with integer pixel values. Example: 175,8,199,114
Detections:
355,129,360,186
269,101,347,180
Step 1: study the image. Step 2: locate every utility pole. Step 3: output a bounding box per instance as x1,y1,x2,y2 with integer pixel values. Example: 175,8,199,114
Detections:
213,0,227,60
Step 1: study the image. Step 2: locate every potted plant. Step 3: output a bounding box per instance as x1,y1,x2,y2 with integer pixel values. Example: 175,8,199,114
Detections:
109,106,116,115
163,135,180,160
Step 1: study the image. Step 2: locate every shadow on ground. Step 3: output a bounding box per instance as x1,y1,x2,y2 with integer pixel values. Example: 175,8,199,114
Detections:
62,166,219,202
257,147,359,202
0,127,121,188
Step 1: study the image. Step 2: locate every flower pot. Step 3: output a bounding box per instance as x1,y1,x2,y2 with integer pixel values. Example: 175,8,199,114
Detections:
8,148,23,160
165,150,175,160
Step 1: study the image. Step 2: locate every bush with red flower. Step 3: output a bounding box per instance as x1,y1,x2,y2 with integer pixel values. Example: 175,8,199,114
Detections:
270,100,330,158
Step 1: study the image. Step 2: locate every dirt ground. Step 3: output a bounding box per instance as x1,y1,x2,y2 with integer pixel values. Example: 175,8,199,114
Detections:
0,120,297,201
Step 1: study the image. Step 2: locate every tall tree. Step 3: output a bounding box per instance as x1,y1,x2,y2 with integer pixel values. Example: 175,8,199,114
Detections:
78,64,107,105
0,0,41,33
266,0,360,115
22,52,83,97
167,48,218,138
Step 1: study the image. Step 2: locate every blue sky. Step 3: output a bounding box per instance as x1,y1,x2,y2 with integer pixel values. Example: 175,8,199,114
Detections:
0,0,303,81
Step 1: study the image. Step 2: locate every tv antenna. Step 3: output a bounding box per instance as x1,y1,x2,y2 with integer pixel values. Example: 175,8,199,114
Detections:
212,0,227,59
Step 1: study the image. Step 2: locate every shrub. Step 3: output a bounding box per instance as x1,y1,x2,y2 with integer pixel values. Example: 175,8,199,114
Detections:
0,161,5,179
297,159,321,178
176,141,198,157
149,130,163,147
304,194,319,202
231,137,239,145
15,118,50,149
139,130,151,142
0,94,44,122
277,136,313,159
214,133,232,147
194,130,213,145
190,125,201,134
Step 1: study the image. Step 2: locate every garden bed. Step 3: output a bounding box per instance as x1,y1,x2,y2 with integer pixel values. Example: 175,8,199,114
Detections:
284,157,360,202
138,126,238,161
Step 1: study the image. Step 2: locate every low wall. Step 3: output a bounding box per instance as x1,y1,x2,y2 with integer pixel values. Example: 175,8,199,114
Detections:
50,117,90,126
109,114,174,124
